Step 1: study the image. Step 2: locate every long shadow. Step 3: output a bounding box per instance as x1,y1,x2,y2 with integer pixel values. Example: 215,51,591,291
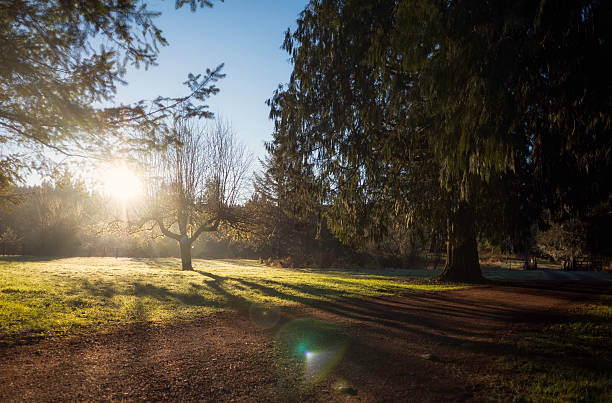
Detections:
77,278,221,308
72,270,586,343
252,278,517,323
129,258,178,270
498,281,612,298
131,282,212,307
76,267,610,396
195,274,428,335
79,278,118,298
72,266,609,375
289,266,440,280
0,255,65,262
230,278,503,343
193,270,252,312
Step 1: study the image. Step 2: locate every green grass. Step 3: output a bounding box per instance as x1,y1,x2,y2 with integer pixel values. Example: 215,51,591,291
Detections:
0,257,464,342
495,295,612,402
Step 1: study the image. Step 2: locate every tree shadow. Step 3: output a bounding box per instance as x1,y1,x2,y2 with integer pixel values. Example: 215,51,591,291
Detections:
0,255,65,262
193,270,252,312
128,258,180,270
222,277,507,345
68,263,610,384
131,282,212,307
76,278,222,308
289,266,441,279
79,279,118,298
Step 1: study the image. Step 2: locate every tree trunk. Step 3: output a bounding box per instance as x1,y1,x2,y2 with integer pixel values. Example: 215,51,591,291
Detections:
179,237,193,271
437,202,484,283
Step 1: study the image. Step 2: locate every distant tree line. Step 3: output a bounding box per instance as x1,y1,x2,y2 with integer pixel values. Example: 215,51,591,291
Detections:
0,151,608,270
0,170,251,260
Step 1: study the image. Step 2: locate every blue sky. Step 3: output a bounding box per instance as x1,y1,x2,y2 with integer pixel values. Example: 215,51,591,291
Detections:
113,0,308,163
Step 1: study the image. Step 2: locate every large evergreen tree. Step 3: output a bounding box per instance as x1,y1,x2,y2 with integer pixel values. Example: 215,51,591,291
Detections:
0,0,223,188
269,0,611,281
251,137,328,262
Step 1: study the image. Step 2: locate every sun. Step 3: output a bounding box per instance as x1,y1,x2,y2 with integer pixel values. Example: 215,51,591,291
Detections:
100,163,143,202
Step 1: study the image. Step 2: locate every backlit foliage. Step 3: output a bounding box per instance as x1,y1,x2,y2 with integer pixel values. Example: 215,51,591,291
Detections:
0,0,223,187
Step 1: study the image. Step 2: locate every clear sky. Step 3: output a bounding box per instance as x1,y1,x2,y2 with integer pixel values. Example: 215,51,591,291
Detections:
113,0,308,164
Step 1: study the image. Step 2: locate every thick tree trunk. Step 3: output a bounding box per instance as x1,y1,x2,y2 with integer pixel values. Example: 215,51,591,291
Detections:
179,237,193,271
157,218,220,271
437,202,484,283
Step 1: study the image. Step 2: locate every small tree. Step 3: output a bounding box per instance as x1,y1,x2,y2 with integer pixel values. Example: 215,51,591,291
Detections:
537,219,588,269
145,119,252,270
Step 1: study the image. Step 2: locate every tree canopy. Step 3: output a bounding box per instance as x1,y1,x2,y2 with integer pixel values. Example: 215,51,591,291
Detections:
142,119,252,270
0,0,224,188
268,0,612,281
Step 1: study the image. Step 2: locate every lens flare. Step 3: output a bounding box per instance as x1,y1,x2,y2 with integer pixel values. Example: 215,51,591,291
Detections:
304,350,338,382
274,318,351,394
248,303,281,329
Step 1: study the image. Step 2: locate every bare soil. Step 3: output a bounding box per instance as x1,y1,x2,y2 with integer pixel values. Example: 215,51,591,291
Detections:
0,282,608,402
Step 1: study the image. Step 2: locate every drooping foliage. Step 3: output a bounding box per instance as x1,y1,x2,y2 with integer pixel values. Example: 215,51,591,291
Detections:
268,0,612,280
0,0,224,188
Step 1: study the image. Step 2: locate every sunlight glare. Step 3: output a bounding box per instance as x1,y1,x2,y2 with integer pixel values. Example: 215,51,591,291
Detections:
100,163,143,202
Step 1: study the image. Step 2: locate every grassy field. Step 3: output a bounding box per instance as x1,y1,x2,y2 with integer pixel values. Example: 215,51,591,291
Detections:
0,257,465,342
2,257,610,400
496,295,612,402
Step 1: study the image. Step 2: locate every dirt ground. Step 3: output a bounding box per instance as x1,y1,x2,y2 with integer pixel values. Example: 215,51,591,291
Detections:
0,282,609,402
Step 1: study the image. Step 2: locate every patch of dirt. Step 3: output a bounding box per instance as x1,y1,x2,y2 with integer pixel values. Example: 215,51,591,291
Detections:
0,283,608,402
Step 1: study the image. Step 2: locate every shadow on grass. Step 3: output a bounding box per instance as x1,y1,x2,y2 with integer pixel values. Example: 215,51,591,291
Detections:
79,279,118,298
128,258,179,270
132,282,212,306
77,278,223,309
70,271,610,364
185,272,534,348
289,266,441,279
45,263,612,384
0,255,65,262
492,296,612,401
194,270,252,312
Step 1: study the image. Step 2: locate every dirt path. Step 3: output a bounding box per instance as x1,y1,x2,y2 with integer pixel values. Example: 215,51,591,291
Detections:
0,283,608,402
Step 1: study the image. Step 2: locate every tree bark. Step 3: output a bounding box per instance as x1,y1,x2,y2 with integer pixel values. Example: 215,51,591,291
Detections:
156,218,220,271
437,202,484,283
179,237,193,271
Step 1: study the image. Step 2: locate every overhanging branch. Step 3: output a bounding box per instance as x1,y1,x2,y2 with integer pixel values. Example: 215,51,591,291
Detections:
156,219,182,241
189,217,219,243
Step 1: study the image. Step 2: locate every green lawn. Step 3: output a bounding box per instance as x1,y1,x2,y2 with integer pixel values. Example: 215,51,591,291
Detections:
495,295,612,402
0,257,464,342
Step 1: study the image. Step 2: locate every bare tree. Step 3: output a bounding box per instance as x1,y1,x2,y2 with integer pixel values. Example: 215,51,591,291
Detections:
144,118,252,270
